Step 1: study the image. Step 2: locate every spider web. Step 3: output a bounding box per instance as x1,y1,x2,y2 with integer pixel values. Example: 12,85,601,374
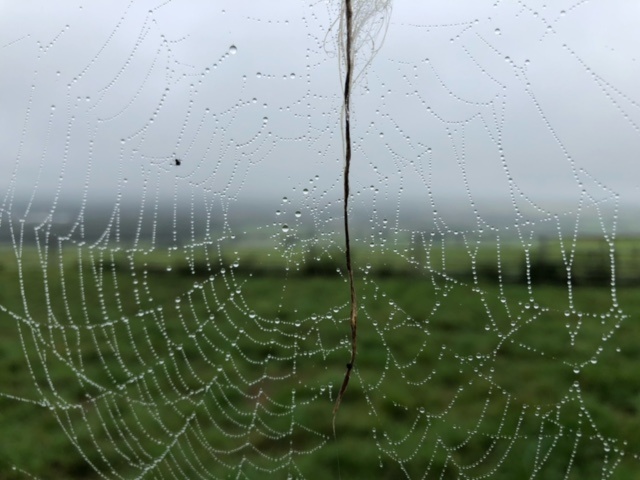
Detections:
1,1,640,479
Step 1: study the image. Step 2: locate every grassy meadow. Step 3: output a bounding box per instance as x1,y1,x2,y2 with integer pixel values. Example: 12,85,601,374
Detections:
1,236,639,479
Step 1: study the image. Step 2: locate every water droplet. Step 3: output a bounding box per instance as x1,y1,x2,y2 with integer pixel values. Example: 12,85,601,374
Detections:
229,45,237,54
495,28,501,35
302,188,309,195
295,211,301,218
256,72,262,78
282,225,289,233
290,73,296,79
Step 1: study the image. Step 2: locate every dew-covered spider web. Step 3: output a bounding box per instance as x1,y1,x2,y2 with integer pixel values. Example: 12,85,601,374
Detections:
1,1,640,479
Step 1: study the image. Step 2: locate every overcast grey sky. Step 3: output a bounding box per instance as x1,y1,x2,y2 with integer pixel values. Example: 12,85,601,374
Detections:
1,0,639,232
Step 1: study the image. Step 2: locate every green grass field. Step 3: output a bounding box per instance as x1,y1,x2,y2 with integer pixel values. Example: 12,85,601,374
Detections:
1,239,639,479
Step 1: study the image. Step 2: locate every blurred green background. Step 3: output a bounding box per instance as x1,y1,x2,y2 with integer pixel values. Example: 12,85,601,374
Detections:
1,236,639,479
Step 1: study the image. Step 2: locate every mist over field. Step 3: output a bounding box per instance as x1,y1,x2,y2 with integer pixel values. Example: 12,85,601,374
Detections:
2,195,638,248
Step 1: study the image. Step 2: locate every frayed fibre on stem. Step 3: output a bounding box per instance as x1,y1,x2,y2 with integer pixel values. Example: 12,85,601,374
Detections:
333,0,356,428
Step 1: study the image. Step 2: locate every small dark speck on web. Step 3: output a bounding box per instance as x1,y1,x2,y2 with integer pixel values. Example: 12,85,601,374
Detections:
174,159,181,166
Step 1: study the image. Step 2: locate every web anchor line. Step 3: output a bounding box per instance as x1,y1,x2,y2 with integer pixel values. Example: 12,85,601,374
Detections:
333,0,357,427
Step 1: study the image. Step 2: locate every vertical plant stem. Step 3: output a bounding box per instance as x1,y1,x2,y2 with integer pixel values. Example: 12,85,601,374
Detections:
333,0,357,425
